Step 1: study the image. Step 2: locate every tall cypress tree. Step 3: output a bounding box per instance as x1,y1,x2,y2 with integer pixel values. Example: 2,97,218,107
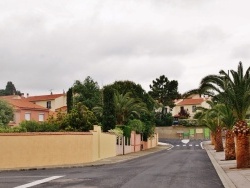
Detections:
2,81,21,96
102,86,116,132
67,87,73,113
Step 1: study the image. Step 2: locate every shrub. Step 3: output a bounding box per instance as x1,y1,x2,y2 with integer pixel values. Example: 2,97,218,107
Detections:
63,103,97,131
178,119,199,127
19,120,60,132
127,119,145,134
155,113,173,126
0,125,27,133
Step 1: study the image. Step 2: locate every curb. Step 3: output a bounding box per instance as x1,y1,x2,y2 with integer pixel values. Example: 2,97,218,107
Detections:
203,142,236,188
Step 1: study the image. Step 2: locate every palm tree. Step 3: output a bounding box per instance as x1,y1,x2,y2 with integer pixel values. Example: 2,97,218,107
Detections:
208,108,224,152
198,109,218,148
199,62,250,168
114,92,149,125
215,104,236,160
196,100,224,152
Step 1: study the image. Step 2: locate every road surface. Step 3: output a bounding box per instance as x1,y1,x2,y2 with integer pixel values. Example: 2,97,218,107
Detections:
0,139,223,188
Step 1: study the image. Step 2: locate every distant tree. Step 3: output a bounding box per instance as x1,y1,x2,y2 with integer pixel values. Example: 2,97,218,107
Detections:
0,89,5,96
72,76,101,110
0,81,21,96
114,91,148,125
111,80,155,111
102,86,116,132
149,75,181,113
0,99,14,126
5,81,21,95
67,87,73,113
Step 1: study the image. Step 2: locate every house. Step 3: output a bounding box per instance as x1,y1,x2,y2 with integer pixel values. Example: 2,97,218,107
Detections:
0,95,50,126
171,94,211,119
26,93,67,113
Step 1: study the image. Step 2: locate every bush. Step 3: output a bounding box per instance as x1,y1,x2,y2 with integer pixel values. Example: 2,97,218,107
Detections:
178,119,199,127
19,120,60,132
155,113,173,126
0,125,27,133
127,119,145,134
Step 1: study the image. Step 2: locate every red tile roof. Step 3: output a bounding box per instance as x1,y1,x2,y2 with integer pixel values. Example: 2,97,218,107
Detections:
27,94,65,102
176,98,205,106
1,97,49,111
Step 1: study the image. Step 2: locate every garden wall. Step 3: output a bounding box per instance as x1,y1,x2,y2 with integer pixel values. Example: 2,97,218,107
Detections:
156,126,210,139
0,125,116,170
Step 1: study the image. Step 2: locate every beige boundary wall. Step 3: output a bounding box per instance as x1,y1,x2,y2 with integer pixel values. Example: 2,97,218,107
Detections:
0,125,116,170
156,126,209,139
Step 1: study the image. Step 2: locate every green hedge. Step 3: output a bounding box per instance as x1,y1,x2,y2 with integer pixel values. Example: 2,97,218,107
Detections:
0,125,27,133
178,119,199,127
19,120,60,132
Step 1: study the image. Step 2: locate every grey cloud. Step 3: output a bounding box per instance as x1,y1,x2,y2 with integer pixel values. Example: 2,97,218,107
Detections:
231,44,250,60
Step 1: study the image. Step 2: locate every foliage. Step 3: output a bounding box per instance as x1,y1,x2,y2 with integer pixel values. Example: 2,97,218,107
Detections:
0,81,21,96
46,111,67,129
178,119,199,127
198,109,218,132
0,99,14,126
66,87,73,113
102,86,116,132
63,103,97,131
114,91,148,125
127,119,145,134
119,125,132,138
199,62,250,121
213,104,236,130
72,76,101,110
193,111,203,119
143,124,155,141
111,80,155,111
155,112,173,126
108,127,123,137
178,108,190,119
19,120,60,132
0,125,27,133
149,75,181,109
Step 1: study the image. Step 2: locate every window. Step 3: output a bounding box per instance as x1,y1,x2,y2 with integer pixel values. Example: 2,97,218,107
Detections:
39,114,44,121
192,106,197,112
25,113,31,121
47,101,51,109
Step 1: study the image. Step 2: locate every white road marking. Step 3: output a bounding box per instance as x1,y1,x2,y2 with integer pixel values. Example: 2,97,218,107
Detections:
181,139,190,144
14,176,64,188
200,142,204,149
167,144,174,150
183,145,186,146
189,144,192,146
195,144,199,147
176,145,180,146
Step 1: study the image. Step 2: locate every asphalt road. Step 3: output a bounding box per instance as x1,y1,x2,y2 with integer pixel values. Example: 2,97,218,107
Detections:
0,139,224,188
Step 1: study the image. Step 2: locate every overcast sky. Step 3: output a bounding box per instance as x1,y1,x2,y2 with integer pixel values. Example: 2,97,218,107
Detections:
1,0,250,96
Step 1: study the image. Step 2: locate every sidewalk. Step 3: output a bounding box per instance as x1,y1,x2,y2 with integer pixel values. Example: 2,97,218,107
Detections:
203,141,250,188
85,143,172,166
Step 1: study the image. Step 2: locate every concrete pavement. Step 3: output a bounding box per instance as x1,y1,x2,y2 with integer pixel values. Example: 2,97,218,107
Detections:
203,141,250,188
85,143,173,166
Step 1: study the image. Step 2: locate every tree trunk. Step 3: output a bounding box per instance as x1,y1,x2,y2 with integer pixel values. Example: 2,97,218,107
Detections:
233,120,250,168
215,127,224,152
225,130,236,160
211,132,216,146
235,134,250,168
